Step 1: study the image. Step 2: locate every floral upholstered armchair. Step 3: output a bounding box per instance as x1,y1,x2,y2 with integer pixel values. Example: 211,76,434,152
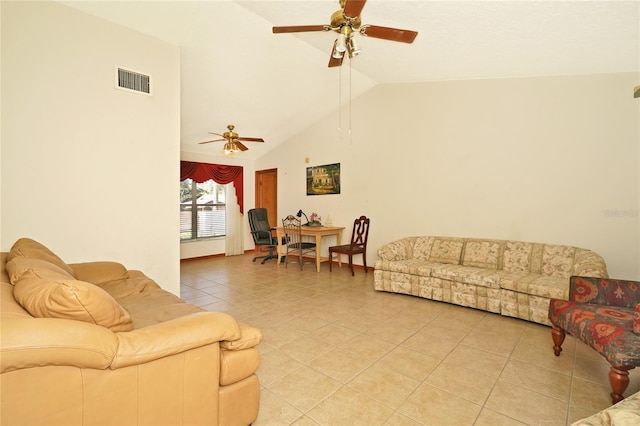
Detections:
548,276,640,404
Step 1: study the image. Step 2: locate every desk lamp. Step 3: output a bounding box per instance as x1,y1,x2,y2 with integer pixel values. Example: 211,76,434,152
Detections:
296,209,309,226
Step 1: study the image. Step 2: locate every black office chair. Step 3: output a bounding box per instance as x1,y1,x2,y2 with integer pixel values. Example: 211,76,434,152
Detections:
248,208,278,264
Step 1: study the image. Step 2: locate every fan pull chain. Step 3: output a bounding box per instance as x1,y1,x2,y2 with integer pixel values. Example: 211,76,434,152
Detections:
338,64,342,132
349,58,352,139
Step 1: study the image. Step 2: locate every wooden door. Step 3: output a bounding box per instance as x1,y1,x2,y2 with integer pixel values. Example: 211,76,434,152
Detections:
255,168,278,227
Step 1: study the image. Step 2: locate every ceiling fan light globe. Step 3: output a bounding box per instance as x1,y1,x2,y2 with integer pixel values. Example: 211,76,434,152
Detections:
347,37,361,56
336,34,347,52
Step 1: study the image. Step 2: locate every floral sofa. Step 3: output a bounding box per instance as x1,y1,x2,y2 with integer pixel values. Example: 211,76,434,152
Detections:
573,391,640,425
374,236,608,325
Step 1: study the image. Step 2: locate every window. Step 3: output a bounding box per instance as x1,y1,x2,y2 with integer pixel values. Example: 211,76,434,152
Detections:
180,179,226,240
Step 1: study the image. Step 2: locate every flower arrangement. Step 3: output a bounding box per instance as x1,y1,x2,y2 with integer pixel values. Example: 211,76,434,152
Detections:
309,212,322,226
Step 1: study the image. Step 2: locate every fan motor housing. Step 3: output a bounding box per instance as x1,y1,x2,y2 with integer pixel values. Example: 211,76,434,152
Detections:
331,9,361,32
224,132,238,139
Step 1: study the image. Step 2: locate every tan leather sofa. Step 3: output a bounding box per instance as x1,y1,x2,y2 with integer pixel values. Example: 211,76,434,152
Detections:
1,238,262,426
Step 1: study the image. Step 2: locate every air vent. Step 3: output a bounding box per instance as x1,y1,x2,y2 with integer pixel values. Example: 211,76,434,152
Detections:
115,67,151,95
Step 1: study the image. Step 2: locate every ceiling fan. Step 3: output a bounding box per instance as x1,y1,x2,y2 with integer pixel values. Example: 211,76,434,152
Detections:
198,125,264,155
272,0,418,67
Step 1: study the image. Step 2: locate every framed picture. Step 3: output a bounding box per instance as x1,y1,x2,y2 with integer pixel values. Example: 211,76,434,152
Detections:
306,163,340,195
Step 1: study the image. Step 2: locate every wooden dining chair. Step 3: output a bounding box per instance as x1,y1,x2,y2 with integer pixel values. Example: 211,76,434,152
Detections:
328,216,370,276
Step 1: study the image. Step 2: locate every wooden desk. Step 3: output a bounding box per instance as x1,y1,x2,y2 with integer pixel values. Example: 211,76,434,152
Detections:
276,225,344,272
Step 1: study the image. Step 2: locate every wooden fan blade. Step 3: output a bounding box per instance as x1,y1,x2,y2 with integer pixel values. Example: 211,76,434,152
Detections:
273,25,328,33
199,139,225,145
328,40,344,67
343,0,366,19
328,55,344,67
208,132,225,137
235,141,249,151
361,25,418,43
237,137,264,142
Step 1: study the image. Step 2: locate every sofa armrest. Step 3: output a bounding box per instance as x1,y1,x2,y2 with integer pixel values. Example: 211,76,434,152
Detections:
111,311,241,369
377,238,413,261
572,248,608,278
219,323,263,387
220,323,263,351
1,317,117,373
569,276,640,308
69,261,129,284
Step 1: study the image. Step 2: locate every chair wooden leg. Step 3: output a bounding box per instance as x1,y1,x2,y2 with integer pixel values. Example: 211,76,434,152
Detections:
551,325,565,356
363,251,367,273
329,251,333,272
349,255,354,276
610,366,632,404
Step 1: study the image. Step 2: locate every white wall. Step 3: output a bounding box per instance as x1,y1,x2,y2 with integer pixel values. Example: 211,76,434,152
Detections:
256,73,640,280
179,151,256,259
3,2,636,283
1,1,181,294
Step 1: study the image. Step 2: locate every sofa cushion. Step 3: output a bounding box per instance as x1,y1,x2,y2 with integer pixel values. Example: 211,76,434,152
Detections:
96,276,160,300
500,273,569,300
462,239,503,269
6,257,75,284
431,264,502,288
412,237,435,260
8,238,76,278
13,277,133,332
115,287,203,329
503,241,534,273
374,259,437,276
542,244,576,279
427,237,464,265
69,261,129,285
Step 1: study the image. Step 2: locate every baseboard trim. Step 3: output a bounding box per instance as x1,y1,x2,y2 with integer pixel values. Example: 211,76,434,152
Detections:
180,249,262,263
180,252,373,273
180,253,225,262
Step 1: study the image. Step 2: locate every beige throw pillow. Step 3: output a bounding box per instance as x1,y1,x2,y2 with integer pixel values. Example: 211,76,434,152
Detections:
13,277,133,332
8,238,76,278
6,257,75,284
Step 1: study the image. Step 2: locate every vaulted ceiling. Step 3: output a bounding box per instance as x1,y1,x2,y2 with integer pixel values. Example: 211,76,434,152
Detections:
60,0,639,160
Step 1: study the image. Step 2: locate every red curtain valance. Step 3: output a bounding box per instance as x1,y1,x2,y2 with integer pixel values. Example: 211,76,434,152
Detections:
180,161,244,214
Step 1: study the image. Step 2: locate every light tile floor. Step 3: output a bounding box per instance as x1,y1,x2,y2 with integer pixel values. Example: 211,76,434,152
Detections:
180,254,640,426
